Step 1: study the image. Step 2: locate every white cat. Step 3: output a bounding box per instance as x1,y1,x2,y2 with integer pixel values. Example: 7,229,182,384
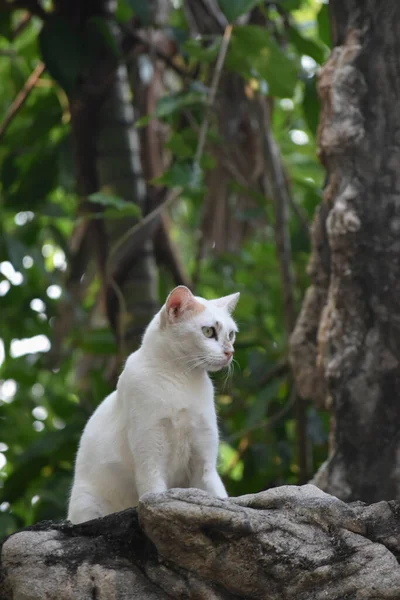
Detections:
68,285,239,524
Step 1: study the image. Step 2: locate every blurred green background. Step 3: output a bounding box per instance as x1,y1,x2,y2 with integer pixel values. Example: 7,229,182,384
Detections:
0,0,330,535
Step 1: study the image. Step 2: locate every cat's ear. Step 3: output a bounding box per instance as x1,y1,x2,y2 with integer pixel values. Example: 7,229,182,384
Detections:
165,286,196,322
215,292,240,315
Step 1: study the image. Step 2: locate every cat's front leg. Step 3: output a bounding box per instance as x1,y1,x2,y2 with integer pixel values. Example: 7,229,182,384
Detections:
190,423,228,498
200,467,228,498
129,426,168,498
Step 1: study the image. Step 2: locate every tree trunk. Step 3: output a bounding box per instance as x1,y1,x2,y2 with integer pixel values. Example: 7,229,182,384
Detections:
97,2,159,355
2,486,400,599
290,1,400,502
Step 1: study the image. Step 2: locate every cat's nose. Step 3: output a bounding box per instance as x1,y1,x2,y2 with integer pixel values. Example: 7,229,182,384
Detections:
224,351,233,360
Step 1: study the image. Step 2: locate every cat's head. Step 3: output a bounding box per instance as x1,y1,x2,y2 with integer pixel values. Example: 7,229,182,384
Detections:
159,286,240,372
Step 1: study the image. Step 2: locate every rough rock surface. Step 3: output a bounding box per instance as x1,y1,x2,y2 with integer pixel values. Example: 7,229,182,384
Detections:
1,485,400,599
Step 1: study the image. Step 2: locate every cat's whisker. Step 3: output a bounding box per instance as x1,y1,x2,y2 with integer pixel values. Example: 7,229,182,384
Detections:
232,358,241,372
181,356,210,370
181,356,211,375
220,362,234,391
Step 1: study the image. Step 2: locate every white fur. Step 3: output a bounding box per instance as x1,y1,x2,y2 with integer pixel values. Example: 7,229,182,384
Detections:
68,287,239,524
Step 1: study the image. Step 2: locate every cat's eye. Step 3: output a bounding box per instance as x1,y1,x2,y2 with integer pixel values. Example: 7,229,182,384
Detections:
202,326,217,339
228,330,235,341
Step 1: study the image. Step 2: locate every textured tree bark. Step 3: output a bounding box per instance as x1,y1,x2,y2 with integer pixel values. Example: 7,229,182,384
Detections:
290,1,400,502
2,486,400,599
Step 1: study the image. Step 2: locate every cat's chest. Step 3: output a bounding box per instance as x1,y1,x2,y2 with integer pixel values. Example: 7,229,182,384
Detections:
166,405,201,435
156,374,212,417
165,407,200,486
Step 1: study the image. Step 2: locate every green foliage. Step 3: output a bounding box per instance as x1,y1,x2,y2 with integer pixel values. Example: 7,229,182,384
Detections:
287,23,326,65
87,193,142,219
0,0,329,536
317,3,332,48
136,90,207,126
39,17,83,93
218,0,263,22
229,25,298,97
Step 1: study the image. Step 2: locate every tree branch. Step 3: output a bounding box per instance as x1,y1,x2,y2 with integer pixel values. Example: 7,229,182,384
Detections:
0,62,45,143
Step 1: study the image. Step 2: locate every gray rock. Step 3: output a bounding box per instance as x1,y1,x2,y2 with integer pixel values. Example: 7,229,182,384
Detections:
1,485,400,599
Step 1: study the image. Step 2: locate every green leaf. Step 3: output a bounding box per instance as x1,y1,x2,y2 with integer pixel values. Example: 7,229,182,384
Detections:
87,193,141,218
153,163,194,189
228,26,298,98
302,75,320,136
136,91,206,127
125,0,152,25
218,0,261,22
153,162,206,196
103,205,142,219
182,37,221,63
166,132,195,159
288,23,326,65
116,0,135,23
156,91,206,118
39,17,83,93
317,4,332,48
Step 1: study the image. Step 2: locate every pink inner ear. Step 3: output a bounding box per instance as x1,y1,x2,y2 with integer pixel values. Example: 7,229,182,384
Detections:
166,286,194,316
